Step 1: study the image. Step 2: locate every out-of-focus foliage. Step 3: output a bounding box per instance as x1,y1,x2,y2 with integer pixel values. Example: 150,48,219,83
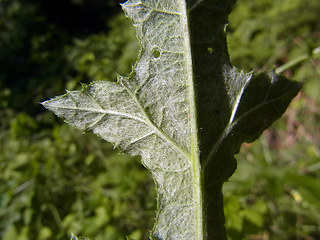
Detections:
0,0,154,240
228,0,320,102
224,0,320,239
0,113,154,240
0,0,319,239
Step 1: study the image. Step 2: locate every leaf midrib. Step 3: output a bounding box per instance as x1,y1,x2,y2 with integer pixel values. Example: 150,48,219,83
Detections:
182,1,204,239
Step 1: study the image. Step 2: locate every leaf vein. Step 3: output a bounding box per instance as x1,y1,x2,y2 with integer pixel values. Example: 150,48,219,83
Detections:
119,79,190,159
204,85,298,167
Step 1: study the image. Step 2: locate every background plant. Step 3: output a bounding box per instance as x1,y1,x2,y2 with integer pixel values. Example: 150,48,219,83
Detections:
0,0,319,239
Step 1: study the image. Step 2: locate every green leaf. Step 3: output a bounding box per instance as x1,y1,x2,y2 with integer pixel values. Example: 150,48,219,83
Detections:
42,1,301,239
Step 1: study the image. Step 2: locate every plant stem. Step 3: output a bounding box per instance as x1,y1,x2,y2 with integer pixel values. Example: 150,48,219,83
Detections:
181,1,205,238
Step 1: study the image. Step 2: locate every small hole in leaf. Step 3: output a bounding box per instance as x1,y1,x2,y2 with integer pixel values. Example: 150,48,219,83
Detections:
153,50,161,58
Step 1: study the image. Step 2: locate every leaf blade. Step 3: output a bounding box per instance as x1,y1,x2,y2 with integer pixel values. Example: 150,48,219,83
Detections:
43,0,302,239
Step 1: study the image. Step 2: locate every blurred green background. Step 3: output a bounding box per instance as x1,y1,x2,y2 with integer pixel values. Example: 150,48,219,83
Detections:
0,0,319,239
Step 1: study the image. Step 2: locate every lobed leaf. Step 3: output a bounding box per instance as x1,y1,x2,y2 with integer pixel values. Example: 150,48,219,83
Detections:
43,0,301,239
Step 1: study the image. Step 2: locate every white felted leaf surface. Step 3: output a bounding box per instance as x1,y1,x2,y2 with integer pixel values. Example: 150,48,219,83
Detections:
43,1,301,239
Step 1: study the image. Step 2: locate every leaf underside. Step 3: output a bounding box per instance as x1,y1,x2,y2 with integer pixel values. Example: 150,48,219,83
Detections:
43,0,301,239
